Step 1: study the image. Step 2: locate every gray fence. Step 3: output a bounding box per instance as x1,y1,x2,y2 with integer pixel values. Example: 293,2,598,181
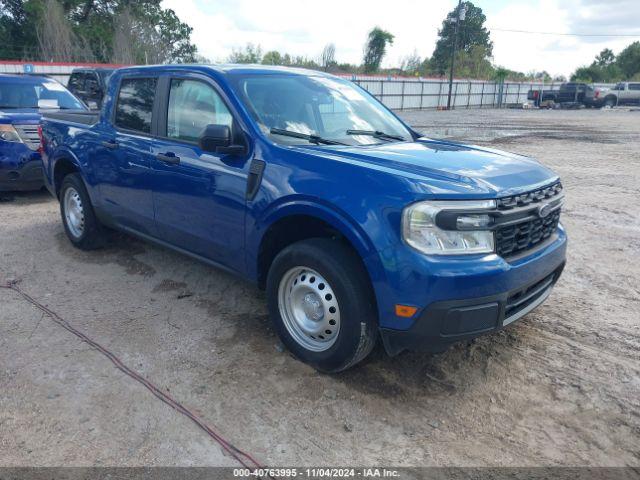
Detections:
0,61,612,111
351,78,561,110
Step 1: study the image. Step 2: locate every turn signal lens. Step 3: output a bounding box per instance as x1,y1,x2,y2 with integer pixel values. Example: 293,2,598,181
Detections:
395,305,418,318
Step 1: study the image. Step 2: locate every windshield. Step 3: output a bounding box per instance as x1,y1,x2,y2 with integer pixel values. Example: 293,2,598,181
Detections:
230,74,413,146
0,79,85,110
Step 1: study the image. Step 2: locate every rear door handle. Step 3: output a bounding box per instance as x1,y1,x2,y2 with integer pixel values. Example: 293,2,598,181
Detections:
156,152,180,165
101,140,118,149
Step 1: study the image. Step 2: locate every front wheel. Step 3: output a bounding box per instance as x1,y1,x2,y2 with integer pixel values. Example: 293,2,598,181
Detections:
266,238,378,372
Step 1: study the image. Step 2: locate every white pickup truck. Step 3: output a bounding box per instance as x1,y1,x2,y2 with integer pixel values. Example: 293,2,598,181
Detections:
590,82,640,108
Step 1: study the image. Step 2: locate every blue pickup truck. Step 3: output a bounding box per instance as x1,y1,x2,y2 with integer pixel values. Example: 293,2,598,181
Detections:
40,65,567,372
0,74,86,191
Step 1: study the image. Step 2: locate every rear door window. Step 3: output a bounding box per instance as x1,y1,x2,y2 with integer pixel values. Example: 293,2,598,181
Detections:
114,77,158,134
628,83,640,91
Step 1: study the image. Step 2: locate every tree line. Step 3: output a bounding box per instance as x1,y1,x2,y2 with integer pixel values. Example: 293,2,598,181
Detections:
571,44,640,83
0,0,197,64
1,0,638,83
223,2,546,81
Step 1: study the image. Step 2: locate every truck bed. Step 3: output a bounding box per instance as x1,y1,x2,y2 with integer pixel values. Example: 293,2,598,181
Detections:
42,110,99,126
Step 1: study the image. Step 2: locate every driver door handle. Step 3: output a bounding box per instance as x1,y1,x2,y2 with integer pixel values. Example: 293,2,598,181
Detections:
101,140,118,149
156,152,181,165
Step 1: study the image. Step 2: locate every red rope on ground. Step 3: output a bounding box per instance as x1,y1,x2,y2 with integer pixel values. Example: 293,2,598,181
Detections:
1,279,269,474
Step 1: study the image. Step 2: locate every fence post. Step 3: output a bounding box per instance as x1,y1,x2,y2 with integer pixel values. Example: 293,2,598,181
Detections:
517,83,522,105
380,80,384,105
400,80,405,110
454,82,459,109
419,81,424,110
480,82,485,108
467,81,472,108
438,81,444,108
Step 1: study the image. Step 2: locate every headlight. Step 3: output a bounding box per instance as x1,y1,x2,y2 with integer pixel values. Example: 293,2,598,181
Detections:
402,200,496,255
0,124,22,143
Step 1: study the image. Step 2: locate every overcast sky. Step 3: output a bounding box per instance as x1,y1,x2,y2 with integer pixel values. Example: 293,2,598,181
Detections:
162,0,640,77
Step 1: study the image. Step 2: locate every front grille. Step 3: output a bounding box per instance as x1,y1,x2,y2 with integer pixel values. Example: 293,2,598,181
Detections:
494,181,563,258
496,181,563,210
496,209,560,257
14,124,40,151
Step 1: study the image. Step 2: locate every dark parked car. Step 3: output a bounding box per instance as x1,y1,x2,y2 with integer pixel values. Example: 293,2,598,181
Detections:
67,68,115,110
527,87,560,106
0,74,86,192
556,82,594,106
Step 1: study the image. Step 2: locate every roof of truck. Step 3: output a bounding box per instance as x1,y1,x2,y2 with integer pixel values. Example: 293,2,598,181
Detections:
115,64,333,77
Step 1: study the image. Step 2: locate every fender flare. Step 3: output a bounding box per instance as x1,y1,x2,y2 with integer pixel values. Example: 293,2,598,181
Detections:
50,147,93,199
249,196,389,306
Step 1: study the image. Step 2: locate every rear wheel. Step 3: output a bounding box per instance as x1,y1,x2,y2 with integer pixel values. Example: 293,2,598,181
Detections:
603,97,616,108
60,173,106,250
266,238,377,372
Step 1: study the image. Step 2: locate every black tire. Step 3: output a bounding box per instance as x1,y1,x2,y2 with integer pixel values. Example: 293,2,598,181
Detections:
59,173,106,250
603,97,616,108
266,238,378,372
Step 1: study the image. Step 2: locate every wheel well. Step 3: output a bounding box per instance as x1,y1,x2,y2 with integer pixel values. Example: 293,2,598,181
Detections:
257,215,362,289
53,158,79,198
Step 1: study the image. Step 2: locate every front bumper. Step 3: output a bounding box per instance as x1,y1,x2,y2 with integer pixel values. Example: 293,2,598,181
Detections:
375,223,567,355
0,144,43,192
380,261,565,355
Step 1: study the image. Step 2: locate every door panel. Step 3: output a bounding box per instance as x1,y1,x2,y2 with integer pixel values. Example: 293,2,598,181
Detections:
103,132,156,234
93,76,158,235
151,140,248,270
151,77,250,271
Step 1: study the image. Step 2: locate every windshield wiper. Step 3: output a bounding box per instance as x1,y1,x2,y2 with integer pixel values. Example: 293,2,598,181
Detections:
270,127,346,146
346,129,406,142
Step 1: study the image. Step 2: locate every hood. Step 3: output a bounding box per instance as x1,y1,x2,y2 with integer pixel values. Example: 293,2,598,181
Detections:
0,110,41,124
296,138,558,197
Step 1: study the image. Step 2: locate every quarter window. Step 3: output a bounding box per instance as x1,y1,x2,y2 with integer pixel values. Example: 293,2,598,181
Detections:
114,77,157,134
629,83,640,91
167,79,233,143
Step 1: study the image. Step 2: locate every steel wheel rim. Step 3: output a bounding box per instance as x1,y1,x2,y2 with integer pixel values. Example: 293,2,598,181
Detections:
278,267,341,352
63,187,85,239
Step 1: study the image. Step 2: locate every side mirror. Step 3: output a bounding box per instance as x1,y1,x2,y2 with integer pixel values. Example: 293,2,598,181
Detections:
199,124,246,155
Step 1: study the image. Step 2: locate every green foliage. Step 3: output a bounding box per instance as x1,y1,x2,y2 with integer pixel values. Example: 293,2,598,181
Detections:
595,48,615,67
228,43,262,63
570,43,640,82
363,27,394,73
400,50,422,76
0,0,197,63
616,41,640,79
492,66,508,82
320,43,336,71
261,50,282,65
0,0,40,59
453,44,493,79
431,1,492,75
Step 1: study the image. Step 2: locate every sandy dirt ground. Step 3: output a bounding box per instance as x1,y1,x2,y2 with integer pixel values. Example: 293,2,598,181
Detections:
1,108,638,467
